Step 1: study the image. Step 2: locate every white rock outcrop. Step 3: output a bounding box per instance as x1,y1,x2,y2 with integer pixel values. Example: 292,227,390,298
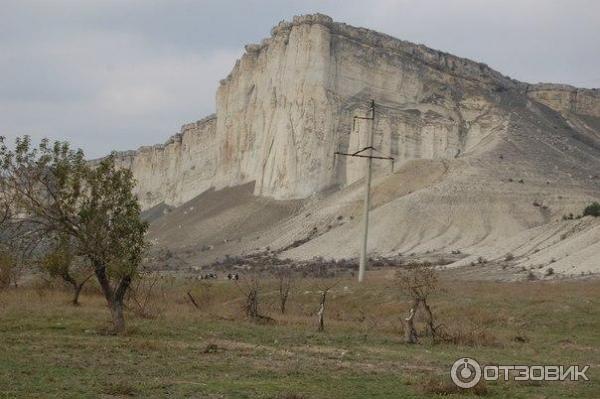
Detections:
113,115,217,209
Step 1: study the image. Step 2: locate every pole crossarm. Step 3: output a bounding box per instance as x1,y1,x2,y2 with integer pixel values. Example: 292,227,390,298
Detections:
334,150,394,161
352,115,374,130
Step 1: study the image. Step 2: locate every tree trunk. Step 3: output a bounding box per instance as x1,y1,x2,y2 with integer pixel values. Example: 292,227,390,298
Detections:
280,292,288,314
67,273,93,306
422,299,436,338
245,289,259,319
111,300,126,333
111,275,131,333
94,262,114,303
404,299,419,344
72,283,83,306
317,290,327,332
72,273,94,306
94,261,131,334
187,291,200,309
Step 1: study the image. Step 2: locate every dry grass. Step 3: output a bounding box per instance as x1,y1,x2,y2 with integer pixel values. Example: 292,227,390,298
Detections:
418,374,488,396
0,272,599,398
437,324,501,347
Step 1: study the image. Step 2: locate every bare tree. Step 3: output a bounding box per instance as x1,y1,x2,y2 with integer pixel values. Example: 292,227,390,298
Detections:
276,269,295,314
396,262,440,343
237,273,261,320
127,271,167,319
316,280,339,332
0,136,148,333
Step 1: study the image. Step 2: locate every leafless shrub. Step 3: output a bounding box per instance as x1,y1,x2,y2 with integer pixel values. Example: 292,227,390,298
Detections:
237,273,273,323
127,272,167,319
316,279,339,332
276,269,296,314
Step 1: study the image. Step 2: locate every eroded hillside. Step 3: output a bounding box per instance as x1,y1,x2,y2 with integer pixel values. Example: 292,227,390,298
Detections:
122,14,599,276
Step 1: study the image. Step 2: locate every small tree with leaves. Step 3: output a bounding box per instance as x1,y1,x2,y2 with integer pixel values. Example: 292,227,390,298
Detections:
40,235,94,305
0,136,148,333
583,202,600,217
0,182,41,288
396,262,440,343
0,205,21,289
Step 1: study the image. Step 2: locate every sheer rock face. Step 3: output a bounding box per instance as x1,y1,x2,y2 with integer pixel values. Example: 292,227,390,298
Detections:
113,14,600,209
211,13,520,199
114,115,217,210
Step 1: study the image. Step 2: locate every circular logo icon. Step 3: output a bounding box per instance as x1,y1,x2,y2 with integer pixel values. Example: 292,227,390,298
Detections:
451,357,482,388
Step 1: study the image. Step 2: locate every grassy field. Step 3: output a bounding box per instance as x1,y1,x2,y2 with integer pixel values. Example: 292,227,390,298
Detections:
0,271,599,398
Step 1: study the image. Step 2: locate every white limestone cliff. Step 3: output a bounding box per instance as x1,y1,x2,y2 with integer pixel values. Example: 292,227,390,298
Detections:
112,14,600,210
113,115,217,210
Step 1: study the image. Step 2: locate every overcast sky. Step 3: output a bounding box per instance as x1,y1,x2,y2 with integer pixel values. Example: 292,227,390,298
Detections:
1,0,599,158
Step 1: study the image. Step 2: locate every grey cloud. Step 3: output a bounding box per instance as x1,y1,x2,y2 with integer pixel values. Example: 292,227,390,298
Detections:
1,0,599,158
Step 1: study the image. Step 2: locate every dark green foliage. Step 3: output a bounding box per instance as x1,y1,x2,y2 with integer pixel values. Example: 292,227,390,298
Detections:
583,201,600,217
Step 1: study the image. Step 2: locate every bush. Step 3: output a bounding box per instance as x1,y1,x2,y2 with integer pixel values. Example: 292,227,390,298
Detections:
562,213,574,221
583,202,600,217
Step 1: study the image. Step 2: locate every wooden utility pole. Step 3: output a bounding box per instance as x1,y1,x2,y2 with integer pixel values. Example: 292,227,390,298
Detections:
334,100,394,282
